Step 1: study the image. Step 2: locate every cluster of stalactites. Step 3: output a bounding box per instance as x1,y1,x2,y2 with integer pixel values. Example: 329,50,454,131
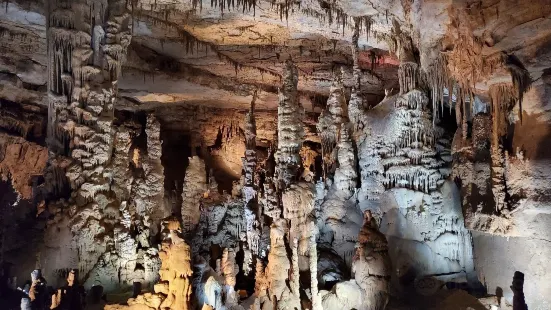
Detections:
275,59,304,190
425,52,531,130
351,18,362,91
425,55,452,124
453,83,475,141
398,62,419,95
504,54,532,123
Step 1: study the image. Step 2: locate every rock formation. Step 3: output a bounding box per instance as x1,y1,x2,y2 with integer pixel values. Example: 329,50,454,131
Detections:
351,211,391,310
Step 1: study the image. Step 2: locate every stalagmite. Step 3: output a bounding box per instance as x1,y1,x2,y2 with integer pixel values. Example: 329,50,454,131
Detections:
181,156,208,234
104,219,192,310
309,222,322,310
282,182,315,254
156,230,193,310
221,248,239,306
290,238,300,296
318,113,361,267
243,92,260,256
333,124,357,198
43,0,137,290
488,84,513,214
262,177,280,220
317,69,347,179
275,59,304,190
265,218,300,309
351,211,390,310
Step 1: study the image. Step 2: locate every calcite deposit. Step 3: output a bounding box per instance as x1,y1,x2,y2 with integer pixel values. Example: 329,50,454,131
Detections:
1,0,551,309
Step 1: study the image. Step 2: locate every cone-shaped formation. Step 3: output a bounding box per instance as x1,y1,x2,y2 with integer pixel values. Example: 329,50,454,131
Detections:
351,211,391,310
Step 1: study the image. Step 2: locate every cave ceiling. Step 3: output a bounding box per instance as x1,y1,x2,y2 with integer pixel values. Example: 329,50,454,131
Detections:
1,0,551,113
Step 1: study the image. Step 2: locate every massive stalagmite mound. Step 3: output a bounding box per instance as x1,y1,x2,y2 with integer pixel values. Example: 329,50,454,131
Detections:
0,0,550,309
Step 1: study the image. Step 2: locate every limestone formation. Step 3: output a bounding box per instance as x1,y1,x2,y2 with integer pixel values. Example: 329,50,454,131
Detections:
275,59,304,190
104,221,193,310
317,69,347,178
181,156,208,234
242,93,261,257
351,211,391,310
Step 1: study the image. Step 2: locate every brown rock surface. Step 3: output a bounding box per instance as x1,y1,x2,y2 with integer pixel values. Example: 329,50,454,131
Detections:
0,133,47,199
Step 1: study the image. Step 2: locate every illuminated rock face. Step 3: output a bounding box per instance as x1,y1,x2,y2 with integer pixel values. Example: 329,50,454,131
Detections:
354,55,476,292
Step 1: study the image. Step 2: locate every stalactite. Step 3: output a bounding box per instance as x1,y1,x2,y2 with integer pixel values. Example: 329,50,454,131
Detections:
505,56,532,123
425,55,450,124
398,62,419,95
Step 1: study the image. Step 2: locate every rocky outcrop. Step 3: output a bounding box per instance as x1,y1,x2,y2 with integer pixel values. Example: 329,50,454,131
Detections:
0,134,48,199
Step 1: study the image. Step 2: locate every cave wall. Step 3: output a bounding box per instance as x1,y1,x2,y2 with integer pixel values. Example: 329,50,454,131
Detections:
465,72,551,309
